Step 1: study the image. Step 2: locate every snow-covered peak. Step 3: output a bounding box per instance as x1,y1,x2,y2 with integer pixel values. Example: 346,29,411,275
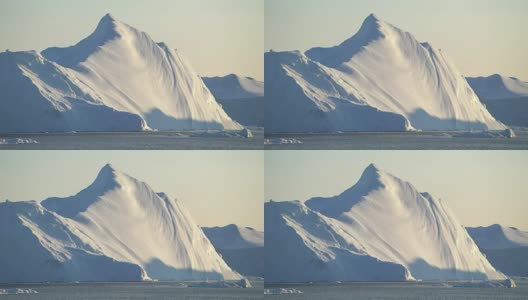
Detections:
92,163,123,186
91,13,127,39
203,224,264,250
305,164,408,218
306,14,403,68
98,13,119,27
101,13,117,22
41,164,132,218
99,162,117,174
94,163,129,184
361,162,381,176
352,163,386,188
355,13,387,37
42,14,146,67
467,224,528,250
366,13,380,20
345,13,390,43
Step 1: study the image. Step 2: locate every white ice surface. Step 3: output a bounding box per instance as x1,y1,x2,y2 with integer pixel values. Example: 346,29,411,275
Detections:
265,164,507,283
265,14,506,133
0,164,242,283
41,164,242,281
0,14,241,133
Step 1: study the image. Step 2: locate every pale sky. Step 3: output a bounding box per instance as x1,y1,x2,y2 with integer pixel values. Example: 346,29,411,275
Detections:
0,151,264,231
265,0,528,80
0,0,263,80
265,151,528,231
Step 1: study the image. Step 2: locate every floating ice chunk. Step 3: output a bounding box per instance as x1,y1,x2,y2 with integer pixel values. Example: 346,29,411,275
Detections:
191,129,253,138
0,288,38,294
453,278,516,288
237,278,252,288
264,288,303,294
0,138,39,144
190,279,251,288
452,129,516,138
503,128,516,138
453,281,499,288
264,138,302,145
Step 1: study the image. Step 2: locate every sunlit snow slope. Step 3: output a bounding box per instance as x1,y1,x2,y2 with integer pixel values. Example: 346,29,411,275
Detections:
0,14,241,133
265,164,506,283
265,14,506,133
0,164,241,283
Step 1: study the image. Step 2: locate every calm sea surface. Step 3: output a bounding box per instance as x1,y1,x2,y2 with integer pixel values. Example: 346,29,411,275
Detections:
265,280,528,299
0,280,264,300
0,128,264,150
265,129,528,150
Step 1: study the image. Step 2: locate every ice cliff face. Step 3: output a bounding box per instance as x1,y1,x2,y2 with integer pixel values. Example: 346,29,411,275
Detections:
0,164,241,283
265,164,507,283
0,50,146,133
0,14,241,133
466,74,528,100
203,224,264,250
0,200,146,283
203,74,264,100
265,14,506,133
467,224,528,250
203,224,264,277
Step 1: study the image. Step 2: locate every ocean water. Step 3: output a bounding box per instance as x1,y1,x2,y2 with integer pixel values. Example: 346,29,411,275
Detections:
0,128,263,150
265,280,528,299
265,129,528,150
0,280,264,300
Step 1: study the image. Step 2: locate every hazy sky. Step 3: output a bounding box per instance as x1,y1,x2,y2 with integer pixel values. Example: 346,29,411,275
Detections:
265,151,528,231
0,0,263,80
0,151,264,231
265,0,528,80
